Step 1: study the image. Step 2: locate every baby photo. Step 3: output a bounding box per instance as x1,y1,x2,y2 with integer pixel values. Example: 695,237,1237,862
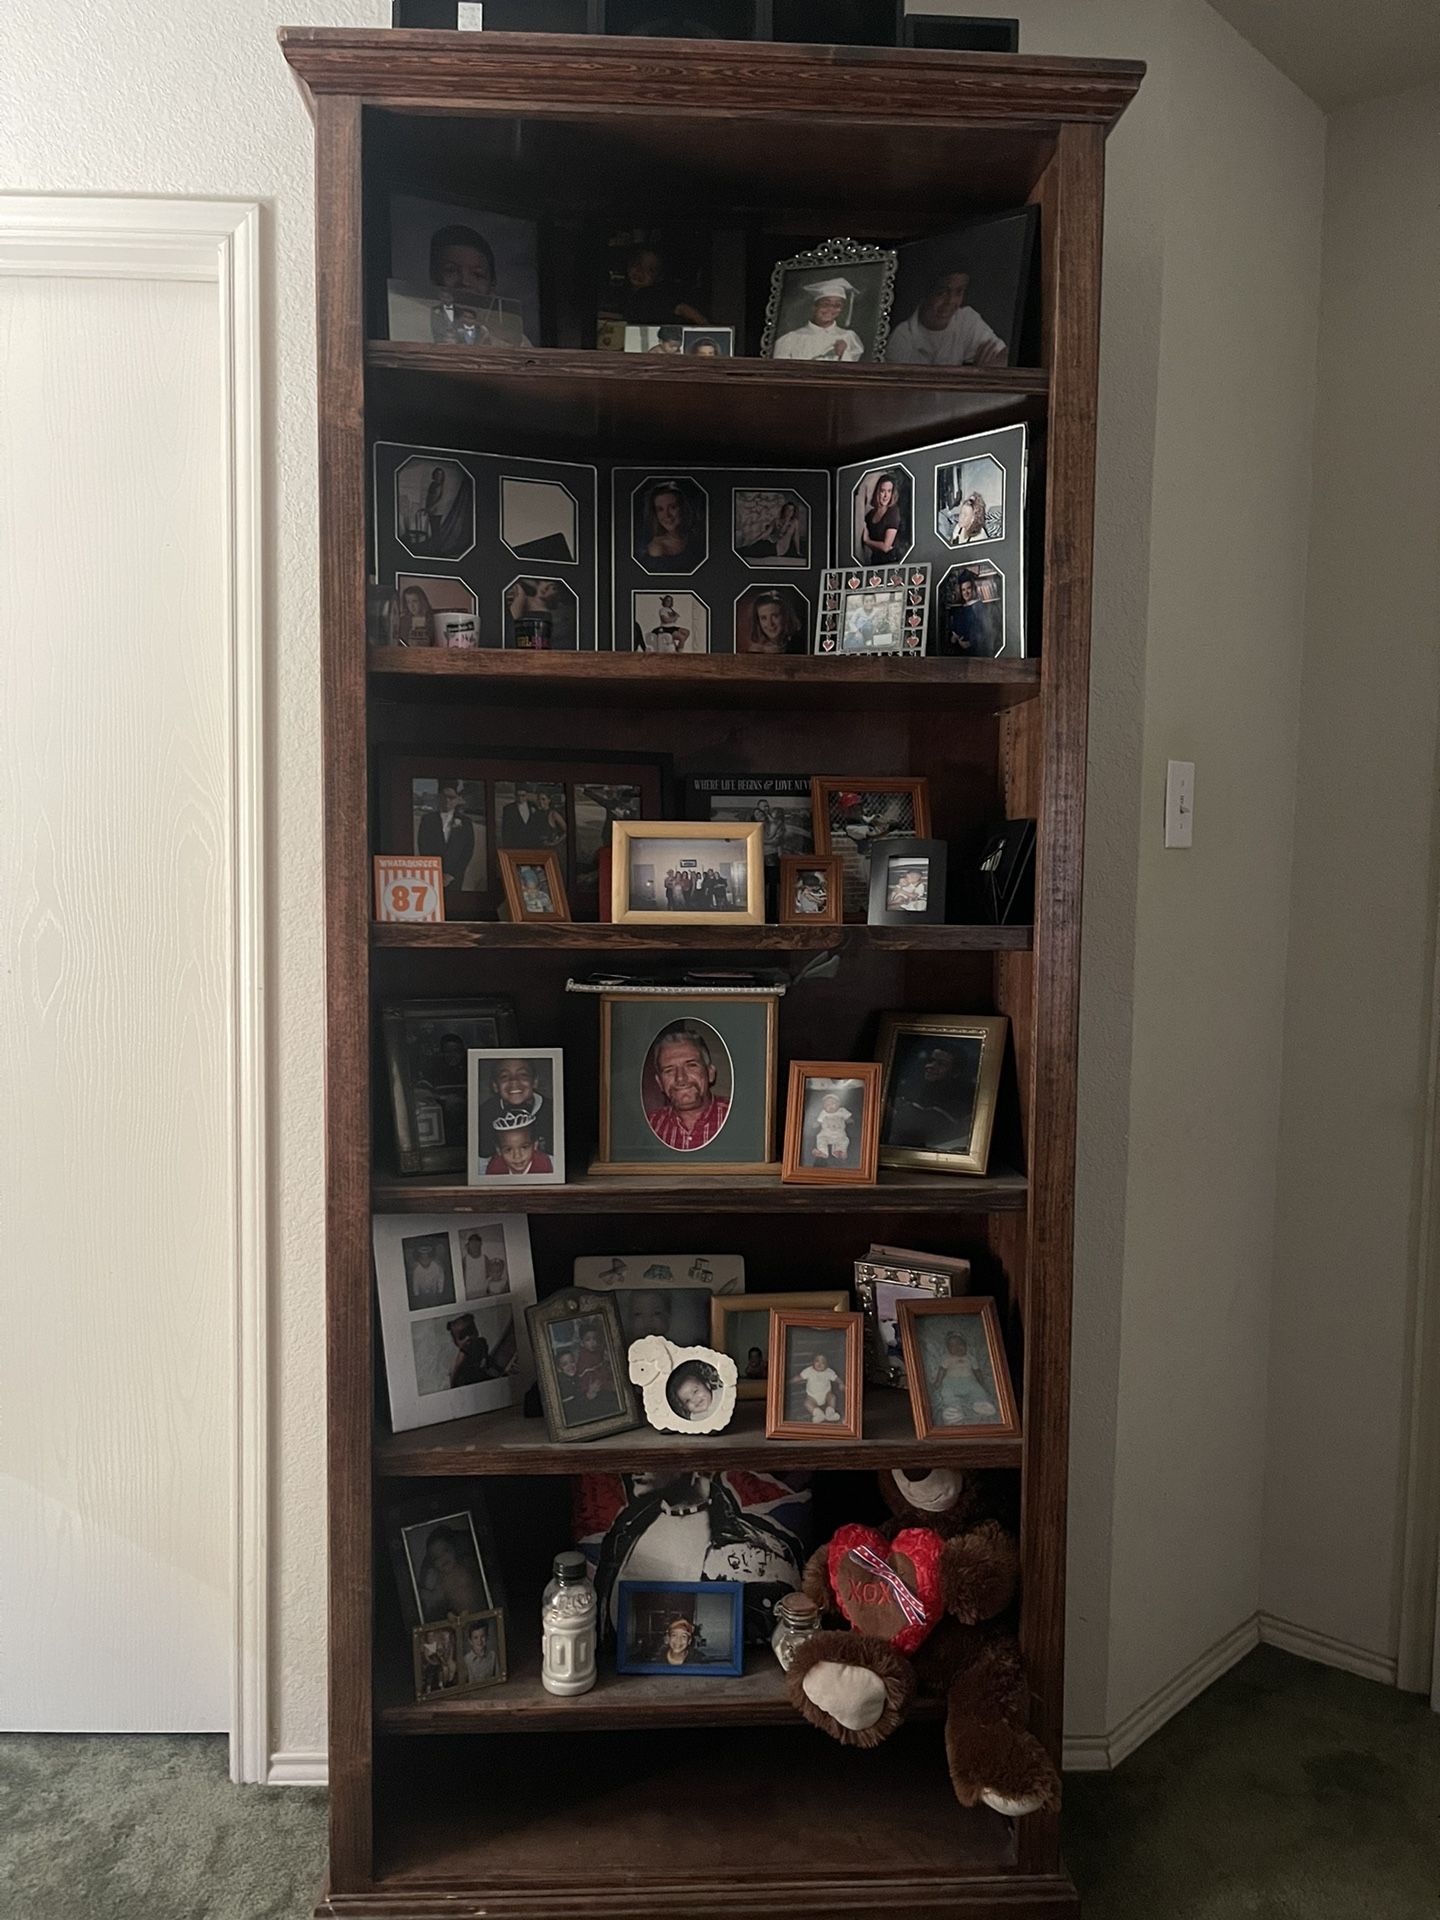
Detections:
913,1311,1002,1426
783,1323,851,1426
801,1075,866,1169
664,1356,727,1424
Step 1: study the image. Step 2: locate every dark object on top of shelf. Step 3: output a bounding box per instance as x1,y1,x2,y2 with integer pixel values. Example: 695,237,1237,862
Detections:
903,14,1019,53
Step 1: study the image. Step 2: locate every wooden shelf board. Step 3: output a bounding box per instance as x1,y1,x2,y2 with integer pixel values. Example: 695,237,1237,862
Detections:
375,1386,1022,1478
370,1722,1022,1902
372,919,1033,953
366,342,1049,462
371,1166,1028,1218
367,648,1041,712
378,1623,947,1735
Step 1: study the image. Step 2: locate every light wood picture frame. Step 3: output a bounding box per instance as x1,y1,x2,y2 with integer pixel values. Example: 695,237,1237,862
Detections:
810,778,932,920
609,819,765,926
498,847,569,923
778,853,844,926
897,1297,1019,1441
780,1061,882,1185
875,1012,1008,1176
765,1308,865,1441
709,1289,849,1400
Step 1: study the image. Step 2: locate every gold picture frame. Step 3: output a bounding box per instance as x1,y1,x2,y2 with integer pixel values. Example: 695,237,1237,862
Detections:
710,1290,850,1400
875,1013,1008,1175
609,819,765,927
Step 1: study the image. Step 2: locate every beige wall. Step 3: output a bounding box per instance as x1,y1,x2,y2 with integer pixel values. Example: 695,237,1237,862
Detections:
1263,81,1440,1665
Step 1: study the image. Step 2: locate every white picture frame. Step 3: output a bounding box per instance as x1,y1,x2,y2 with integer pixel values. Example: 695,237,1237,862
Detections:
628,1336,739,1436
575,1252,745,1349
373,1213,538,1433
465,1048,566,1187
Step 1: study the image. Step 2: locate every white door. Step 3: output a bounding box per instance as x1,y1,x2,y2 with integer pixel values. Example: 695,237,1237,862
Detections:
0,200,263,1744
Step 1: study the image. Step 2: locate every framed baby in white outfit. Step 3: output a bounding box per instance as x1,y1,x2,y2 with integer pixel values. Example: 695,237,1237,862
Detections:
781,1060,881,1185
765,1308,865,1442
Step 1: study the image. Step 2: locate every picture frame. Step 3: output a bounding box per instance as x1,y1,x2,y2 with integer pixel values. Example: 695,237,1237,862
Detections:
867,835,948,926
385,1487,506,1631
380,996,520,1176
875,1013,1008,1176
765,1309,865,1440
595,988,780,1174
498,848,569,923
778,854,843,926
377,748,670,921
627,1335,739,1435
811,777,933,920
413,1609,509,1700
884,207,1039,371
526,1287,643,1444
761,239,898,364
466,1048,566,1186
897,1297,1019,1441
686,776,814,880
710,1290,849,1401
854,1253,966,1387
372,1213,537,1433
781,1062,882,1185
615,1579,745,1677
813,564,931,658
609,820,765,927
388,194,542,349
577,1252,745,1350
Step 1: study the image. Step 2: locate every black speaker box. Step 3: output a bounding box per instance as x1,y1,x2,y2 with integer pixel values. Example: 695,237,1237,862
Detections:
392,0,1017,48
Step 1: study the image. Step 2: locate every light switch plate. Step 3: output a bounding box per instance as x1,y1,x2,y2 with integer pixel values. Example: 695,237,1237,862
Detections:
1165,759,1194,848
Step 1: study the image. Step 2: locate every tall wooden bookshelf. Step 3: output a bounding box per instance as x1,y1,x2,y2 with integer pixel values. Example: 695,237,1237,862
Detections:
280,28,1141,1917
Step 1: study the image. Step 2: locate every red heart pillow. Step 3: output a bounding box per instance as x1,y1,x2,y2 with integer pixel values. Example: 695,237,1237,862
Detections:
827,1523,944,1654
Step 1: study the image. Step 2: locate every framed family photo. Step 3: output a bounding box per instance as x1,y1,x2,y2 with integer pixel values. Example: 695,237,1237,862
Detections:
778,854,843,925
710,1291,849,1401
897,1297,1019,1441
527,1288,642,1444
762,240,897,364
466,1049,565,1186
615,1580,744,1678
609,820,765,927
781,1062,882,1185
876,1013,1008,1176
373,1213,537,1433
498,848,569,924
595,989,779,1174
765,1309,865,1441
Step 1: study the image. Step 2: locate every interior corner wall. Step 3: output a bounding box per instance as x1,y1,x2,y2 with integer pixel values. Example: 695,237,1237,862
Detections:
1262,81,1440,1672
1101,0,1325,1733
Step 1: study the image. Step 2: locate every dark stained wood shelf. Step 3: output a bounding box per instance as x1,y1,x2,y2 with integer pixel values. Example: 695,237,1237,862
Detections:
366,341,1049,462
372,919,1033,953
375,1386,1022,1480
371,1166,1028,1217
367,647,1042,711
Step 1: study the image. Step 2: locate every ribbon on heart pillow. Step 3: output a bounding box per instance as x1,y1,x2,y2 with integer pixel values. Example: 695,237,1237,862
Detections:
827,1523,944,1654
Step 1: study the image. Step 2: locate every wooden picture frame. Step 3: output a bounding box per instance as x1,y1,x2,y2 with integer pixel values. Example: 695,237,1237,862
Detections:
875,1012,1007,1176
609,819,765,926
778,853,843,926
764,1308,865,1441
594,988,779,1175
525,1288,643,1444
867,835,948,926
897,1297,1019,1441
498,847,569,923
810,777,932,921
780,1061,882,1185
709,1289,849,1400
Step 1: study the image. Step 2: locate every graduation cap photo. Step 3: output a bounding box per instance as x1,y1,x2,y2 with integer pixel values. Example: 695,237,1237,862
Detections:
761,238,898,364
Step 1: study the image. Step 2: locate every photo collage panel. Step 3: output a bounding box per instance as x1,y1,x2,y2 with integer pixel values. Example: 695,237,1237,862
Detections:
611,466,831,656
373,440,601,653
835,423,1028,660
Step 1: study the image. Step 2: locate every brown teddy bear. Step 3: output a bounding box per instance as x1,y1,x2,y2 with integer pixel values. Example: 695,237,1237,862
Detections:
785,1466,1060,1817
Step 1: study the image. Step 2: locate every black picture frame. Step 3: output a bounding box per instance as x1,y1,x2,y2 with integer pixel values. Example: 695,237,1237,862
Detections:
885,207,1038,371
867,836,948,926
384,1487,507,1631
381,996,521,1176
526,1288,643,1443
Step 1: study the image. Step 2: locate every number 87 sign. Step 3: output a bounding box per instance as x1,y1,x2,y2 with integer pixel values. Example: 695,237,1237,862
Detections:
373,855,446,924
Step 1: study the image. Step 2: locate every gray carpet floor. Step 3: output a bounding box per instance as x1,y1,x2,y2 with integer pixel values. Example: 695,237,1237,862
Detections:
2,1646,1436,1918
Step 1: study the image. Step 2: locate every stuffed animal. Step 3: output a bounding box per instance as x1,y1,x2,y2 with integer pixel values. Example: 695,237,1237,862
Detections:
785,1466,1060,1817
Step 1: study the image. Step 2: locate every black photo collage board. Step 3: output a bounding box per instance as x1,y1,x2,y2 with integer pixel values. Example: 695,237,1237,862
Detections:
373,441,602,653
611,466,832,656
836,423,1029,659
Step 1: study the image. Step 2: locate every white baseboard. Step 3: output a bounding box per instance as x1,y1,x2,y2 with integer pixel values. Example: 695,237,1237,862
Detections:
268,1750,328,1786
1063,1616,1260,1772
1257,1611,1398,1686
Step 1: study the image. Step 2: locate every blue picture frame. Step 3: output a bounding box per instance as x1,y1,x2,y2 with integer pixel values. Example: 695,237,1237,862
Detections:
614,1579,745,1677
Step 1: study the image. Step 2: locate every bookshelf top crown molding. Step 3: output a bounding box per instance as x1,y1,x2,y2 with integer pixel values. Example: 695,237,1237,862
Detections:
278,27,1144,128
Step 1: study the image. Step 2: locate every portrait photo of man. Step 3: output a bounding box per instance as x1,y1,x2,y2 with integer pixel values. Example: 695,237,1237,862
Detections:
643,1020,732,1152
